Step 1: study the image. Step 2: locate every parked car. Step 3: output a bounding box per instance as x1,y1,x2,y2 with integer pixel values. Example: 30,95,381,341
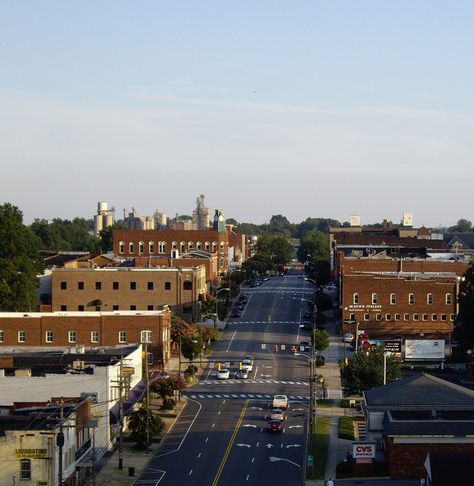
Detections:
270,408,285,421
216,369,230,380
231,311,242,318
344,333,354,343
266,420,283,433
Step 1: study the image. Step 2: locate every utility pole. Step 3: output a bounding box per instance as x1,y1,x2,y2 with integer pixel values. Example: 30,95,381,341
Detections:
355,321,360,353
118,358,124,470
57,398,65,486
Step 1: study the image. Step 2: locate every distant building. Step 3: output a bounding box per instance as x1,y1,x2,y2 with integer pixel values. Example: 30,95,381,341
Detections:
192,194,211,230
123,207,155,230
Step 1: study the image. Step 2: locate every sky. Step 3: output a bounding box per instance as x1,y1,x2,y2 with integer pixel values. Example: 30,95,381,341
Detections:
1,1,473,228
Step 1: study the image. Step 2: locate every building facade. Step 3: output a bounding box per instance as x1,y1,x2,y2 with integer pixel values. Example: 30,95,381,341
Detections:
49,266,206,322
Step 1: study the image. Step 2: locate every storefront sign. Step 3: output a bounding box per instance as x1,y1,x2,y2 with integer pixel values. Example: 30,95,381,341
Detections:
384,341,402,353
15,448,48,459
348,304,382,311
352,442,376,459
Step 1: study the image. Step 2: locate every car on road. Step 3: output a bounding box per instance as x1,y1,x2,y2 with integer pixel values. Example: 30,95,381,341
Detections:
270,408,285,421
236,369,248,379
272,394,288,409
343,333,354,343
216,369,230,380
241,358,254,372
303,311,312,320
300,320,312,330
299,340,311,351
266,420,283,433
231,311,242,318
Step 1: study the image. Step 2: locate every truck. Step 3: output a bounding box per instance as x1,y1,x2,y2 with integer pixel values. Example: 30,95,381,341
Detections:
272,394,288,410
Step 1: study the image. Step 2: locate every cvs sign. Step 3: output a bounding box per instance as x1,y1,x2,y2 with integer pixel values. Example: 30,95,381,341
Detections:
352,442,376,459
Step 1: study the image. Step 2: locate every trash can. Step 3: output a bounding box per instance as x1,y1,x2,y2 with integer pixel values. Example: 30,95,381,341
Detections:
128,467,135,477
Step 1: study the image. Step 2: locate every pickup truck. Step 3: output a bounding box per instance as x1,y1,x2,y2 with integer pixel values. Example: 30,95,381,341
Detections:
272,394,288,410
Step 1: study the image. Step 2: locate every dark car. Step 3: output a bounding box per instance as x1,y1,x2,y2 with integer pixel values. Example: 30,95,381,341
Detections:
266,420,283,433
303,311,312,320
299,341,311,351
231,311,242,318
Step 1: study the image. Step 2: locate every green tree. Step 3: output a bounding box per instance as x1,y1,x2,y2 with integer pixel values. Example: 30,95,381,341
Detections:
127,406,165,450
313,329,330,356
454,263,474,352
180,335,203,362
255,235,294,266
152,375,187,401
170,318,195,344
265,214,295,238
99,222,126,252
342,346,401,394
448,218,473,233
0,204,44,311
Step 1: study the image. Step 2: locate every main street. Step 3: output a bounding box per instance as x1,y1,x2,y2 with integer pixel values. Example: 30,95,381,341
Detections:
136,272,317,486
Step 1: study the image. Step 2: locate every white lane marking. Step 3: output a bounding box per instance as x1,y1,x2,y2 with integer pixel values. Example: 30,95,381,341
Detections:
198,452,201,458
155,397,202,459
253,365,258,379
246,474,250,481
189,470,193,475
223,400,226,404
218,411,221,415
205,437,209,443
252,457,255,463
256,442,259,447
236,443,251,448
226,330,237,352
286,444,302,448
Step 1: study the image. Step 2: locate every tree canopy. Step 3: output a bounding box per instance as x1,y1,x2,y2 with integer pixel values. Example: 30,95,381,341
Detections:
0,203,44,311
448,218,473,233
454,262,474,352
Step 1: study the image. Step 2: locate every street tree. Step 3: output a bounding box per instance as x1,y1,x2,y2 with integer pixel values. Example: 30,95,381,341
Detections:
170,318,195,344
342,346,401,394
313,329,330,356
127,406,165,450
152,375,187,402
180,335,203,362
454,263,474,352
0,203,44,311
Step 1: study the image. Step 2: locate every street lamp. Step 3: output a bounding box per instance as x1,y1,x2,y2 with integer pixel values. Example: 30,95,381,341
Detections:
215,287,230,327
269,456,301,469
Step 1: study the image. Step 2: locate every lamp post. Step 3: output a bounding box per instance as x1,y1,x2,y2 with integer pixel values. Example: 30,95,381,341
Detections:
295,351,316,449
215,287,230,327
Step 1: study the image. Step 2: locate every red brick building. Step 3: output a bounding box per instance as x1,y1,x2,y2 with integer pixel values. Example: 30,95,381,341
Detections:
0,309,171,369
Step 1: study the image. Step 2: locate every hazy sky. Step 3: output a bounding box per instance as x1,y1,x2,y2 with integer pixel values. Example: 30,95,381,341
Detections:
1,1,473,227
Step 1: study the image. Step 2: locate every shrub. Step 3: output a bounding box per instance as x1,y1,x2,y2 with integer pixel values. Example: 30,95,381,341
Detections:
161,398,176,410
315,356,326,367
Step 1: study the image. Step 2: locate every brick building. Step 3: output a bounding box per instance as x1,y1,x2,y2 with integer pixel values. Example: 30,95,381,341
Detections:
341,271,459,341
0,309,171,369
49,266,206,322
112,228,230,275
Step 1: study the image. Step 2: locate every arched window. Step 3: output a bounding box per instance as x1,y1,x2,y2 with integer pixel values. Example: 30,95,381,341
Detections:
196,241,202,250
205,241,211,251
139,241,145,254
188,241,194,251
129,242,134,254
172,241,178,250
180,241,186,253
212,241,217,252
159,241,166,253
220,241,225,253
149,241,154,254
119,241,125,254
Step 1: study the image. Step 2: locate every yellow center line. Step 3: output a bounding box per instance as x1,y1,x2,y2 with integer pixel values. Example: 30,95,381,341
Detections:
212,399,249,486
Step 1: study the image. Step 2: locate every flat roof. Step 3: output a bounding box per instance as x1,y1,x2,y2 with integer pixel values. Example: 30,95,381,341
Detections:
0,310,167,318
53,266,200,272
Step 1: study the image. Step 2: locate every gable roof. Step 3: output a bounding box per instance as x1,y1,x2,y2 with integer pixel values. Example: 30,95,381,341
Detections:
444,233,474,250
364,373,474,409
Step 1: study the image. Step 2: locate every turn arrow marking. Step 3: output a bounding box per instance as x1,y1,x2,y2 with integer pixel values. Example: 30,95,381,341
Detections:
286,444,302,448
288,425,303,429
243,424,257,428
265,444,274,448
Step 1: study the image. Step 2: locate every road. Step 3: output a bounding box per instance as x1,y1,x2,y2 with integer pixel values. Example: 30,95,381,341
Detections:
135,272,315,486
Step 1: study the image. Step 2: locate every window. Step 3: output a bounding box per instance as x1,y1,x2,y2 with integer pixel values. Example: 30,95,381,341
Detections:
60,281,67,290
129,242,134,254
68,331,76,343
20,459,31,480
376,313,382,321
395,313,401,321
140,330,153,343
180,241,186,253
159,241,166,253
60,305,67,311
220,241,225,254
409,293,415,305
422,313,428,321
119,241,125,254
0,330,3,342
205,241,211,251
165,282,171,290
113,281,119,290
353,293,360,304
147,282,154,290
371,293,378,305
441,314,447,321
446,293,452,305
78,281,84,290
172,241,177,250
18,331,25,343
147,353,153,365
91,331,99,343
432,314,438,321
112,305,119,311
404,313,410,321
95,281,102,290
130,281,137,290
364,313,370,321
413,314,419,321
188,241,194,251
149,241,154,254
450,314,456,321
212,241,217,252
130,305,136,310
147,305,154,310
350,313,356,321
46,331,54,343
78,305,84,311
119,331,127,343
139,241,144,254
390,293,396,305
427,293,433,305
183,281,193,290
196,241,202,250
385,314,391,321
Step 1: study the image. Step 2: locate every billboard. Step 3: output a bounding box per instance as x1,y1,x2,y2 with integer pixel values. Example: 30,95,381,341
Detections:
404,339,445,360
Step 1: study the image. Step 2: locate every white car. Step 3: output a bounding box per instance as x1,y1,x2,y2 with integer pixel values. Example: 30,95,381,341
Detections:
236,369,248,379
216,369,230,380
270,408,285,421
272,394,288,409
241,358,254,372
344,333,354,343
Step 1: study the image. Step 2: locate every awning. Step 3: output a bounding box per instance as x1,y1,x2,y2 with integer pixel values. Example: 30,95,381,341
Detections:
109,379,147,424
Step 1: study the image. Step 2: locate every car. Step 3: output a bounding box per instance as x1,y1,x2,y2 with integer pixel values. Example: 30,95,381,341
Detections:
216,369,230,380
303,311,312,320
299,340,311,351
272,394,288,409
300,321,312,330
234,305,245,311
241,359,253,372
266,420,283,433
236,369,248,379
343,333,354,343
270,408,285,421
262,276,269,282
231,311,242,318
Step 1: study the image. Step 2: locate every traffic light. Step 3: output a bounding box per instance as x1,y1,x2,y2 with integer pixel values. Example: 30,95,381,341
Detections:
274,344,278,352
217,362,221,371
291,345,297,354
239,361,243,370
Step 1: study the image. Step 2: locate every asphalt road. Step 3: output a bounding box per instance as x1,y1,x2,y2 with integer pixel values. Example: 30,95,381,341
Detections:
135,272,315,486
